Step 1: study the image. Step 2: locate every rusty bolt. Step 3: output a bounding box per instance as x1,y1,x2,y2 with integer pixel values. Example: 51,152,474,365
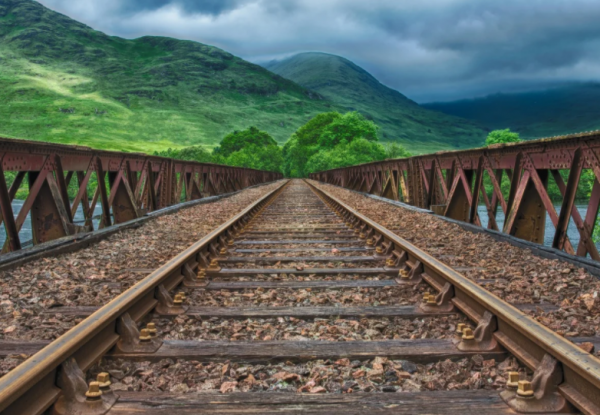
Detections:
359,232,366,239
456,323,466,334
461,327,475,341
197,269,206,279
426,294,437,305
85,382,103,400
385,258,395,267
227,239,234,246
97,372,111,389
366,238,374,246
375,245,384,254
219,247,227,255
146,322,157,336
517,380,534,398
173,294,184,306
139,328,152,342
506,372,519,390
178,292,186,301
422,292,430,302
398,269,409,279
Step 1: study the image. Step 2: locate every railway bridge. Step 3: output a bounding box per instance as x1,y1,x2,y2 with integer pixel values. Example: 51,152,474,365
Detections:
0,134,600,414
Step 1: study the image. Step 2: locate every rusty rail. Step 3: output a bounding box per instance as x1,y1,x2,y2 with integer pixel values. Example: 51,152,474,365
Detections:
307,179,600,415
0,137,282,253
309,131,600,259
0,179,289,415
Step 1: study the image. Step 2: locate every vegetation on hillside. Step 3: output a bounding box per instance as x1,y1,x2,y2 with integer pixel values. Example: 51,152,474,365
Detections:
0,0,338,152
264,52,487,153
423,83,600,139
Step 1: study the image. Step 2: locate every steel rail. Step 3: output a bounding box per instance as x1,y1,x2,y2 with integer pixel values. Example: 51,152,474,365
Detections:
306,179,600,415
0,179,289,415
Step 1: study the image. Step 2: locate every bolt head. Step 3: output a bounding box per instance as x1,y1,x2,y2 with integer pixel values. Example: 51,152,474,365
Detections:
426,294,437,305
97,372,111,388
456,323,466,334
85,381,103,399
517,380,534,397
139,328,152,342
507,372,519,389
462,327,475,341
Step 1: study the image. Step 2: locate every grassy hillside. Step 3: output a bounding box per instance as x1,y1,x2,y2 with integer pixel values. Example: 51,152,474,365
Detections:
423,83,600,139
264,52,487,153
0,0,339,152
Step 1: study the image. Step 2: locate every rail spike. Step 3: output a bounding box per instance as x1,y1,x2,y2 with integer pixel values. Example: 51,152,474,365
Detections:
504,354,575,413
51,358,117,415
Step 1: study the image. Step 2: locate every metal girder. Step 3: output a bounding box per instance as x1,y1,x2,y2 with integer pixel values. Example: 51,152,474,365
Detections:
309,130,600,259
0,137,282,253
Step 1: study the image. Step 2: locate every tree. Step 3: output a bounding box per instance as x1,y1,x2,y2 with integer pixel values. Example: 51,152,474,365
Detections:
305,139,386,174
154,146,213,163
282,111,381,177
225,144,283,173
383,142,411,159
214,126,278,158
485,129,522,146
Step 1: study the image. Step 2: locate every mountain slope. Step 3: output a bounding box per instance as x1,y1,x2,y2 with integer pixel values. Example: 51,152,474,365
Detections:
264,52,487,153
423,83,600,139
0,0,339,152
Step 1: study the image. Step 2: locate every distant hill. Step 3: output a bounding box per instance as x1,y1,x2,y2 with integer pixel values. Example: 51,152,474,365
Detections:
0,0,340,152
264,52,487,153
423,83,600,139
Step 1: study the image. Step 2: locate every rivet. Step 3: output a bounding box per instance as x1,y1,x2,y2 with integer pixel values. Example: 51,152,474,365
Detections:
85,381,103,400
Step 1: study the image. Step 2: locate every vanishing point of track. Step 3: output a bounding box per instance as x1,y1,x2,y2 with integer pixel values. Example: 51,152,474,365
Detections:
0,179,599,414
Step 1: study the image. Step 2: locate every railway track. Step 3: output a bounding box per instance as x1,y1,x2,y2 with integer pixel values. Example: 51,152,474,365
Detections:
0,179,599,414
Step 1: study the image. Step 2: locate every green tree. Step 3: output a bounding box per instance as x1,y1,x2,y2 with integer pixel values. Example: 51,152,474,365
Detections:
214,126,278,158
225,144,283,173
305,139,386,174
384,142,411,159
282,111,381,177
485,129,522,146
154,146,213,163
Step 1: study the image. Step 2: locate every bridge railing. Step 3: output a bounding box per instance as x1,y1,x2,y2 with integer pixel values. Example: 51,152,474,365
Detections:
0,137,282,253
309,131,600,260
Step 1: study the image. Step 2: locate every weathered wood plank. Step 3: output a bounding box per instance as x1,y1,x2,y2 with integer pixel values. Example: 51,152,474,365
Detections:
108,339,507,363
213,268,392,276
234,240,363,245
223,256,378,263
206,279,398,289
43,305,455,319
232,247,372,253
109,390,513,414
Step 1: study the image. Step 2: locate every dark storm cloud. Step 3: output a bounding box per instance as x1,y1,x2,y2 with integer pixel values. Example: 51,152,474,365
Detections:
116,0,253,16
36,0,600,102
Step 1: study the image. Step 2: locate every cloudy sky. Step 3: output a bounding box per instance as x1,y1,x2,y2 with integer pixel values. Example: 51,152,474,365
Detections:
37,0,600,102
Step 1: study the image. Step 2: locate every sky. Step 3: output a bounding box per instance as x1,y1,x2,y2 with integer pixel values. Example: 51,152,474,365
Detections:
37,0,600,102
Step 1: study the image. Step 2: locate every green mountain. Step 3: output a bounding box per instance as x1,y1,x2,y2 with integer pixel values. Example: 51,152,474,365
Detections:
0,0,340,152
423,83,600,139
263,52,487,153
